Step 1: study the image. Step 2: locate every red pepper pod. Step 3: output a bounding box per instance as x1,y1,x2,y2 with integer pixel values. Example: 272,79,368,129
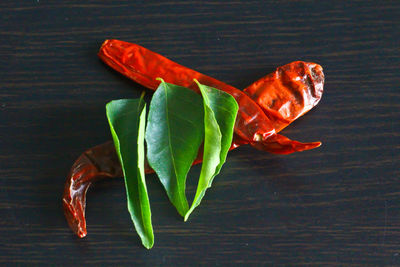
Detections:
98,39,276,142
62,142,122,238
98,39,319,153
62,141,157,238
244,61,324,132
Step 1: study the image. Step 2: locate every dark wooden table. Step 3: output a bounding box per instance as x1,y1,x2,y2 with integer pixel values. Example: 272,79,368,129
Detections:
1,1,399,265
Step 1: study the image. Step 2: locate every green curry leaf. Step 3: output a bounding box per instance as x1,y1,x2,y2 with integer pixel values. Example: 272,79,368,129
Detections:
145,78,204,217
106,96,154,249
184,80,239,221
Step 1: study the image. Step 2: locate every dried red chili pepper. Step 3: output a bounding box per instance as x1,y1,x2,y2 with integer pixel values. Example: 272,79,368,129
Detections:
243,61,324,132
63,141,121,238
64,41,324,238
98,39,321,153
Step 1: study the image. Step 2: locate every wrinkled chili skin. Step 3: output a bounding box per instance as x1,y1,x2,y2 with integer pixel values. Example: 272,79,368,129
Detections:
98,39,276,143
62,141,122,238
243,61,324,132
64,41,325,238
98,39,321,152
63,141,160,238
99,40,324,137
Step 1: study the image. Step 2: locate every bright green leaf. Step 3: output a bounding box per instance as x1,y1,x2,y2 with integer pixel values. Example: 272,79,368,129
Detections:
185,80,239,221
106,96,154,249
146,78,204,217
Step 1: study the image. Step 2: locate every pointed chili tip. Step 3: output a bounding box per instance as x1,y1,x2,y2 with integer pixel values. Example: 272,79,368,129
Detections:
300,141,322,151
290,140,321,153
63,198,87,238
250,134,322,155
77,230,87,238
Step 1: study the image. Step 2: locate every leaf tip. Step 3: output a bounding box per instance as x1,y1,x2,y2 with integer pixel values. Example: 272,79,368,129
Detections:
184,209,194,222
142,237,154,249
144,243,153,250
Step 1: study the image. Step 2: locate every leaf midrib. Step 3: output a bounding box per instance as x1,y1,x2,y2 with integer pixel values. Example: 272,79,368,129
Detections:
136,98,149,244
163,84,186,213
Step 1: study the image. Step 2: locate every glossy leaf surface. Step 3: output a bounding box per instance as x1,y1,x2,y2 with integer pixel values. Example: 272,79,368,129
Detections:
146,79,204,217
185,80,239,220
106,97,154,249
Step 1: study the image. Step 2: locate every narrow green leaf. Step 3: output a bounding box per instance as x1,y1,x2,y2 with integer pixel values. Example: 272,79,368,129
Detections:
146,78,204,217
106,96,154,249
184,80,239,221
200,82,239,176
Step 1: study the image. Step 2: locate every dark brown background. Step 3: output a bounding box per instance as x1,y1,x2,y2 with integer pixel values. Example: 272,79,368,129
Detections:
1,1,399,266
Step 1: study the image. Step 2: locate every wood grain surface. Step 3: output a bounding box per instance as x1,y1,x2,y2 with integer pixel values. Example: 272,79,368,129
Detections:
1,0,399,266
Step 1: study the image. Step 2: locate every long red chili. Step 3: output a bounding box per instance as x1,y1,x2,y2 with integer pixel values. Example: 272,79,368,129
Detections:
63,41,324,238
98,39,321,154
